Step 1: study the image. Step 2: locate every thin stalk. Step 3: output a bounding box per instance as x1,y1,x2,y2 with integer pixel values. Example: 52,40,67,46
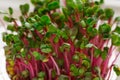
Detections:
101,45,113,78
63,51,70,75
50,56,60,75
13,19,18,30
28,63,35,78
107,52,120,79
43,63,51,79
34,30,43,39
48,69,52,80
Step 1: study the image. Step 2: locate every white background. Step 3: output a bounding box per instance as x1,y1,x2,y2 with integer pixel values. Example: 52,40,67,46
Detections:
0,0,120,80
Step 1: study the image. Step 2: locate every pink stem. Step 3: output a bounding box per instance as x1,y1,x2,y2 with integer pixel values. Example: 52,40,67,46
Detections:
107,52,120,79
34,30,43,39
50,56,60,75
63,51,70,74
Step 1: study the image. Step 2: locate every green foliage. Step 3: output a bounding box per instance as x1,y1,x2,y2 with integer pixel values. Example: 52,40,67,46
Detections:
94,48,101,58
20,3,29,15
82,58,91,68
8,7,13,15
114,26,120,34
72,54,80,62
2,0,120,80
80,20,86,28
37,72,45,78
93,77,100,80
101,47,108,60
104,8,114,19
70,64,85,76
99,23,111,39
32,51,44,60
99,23,111,34
40,15,51,25
111,33,120,46
115,16,120,22
40,44,52,53
7,24,15,32
58,75,69,80
21,70,29,78
114,65,120,76
3,16,13,22
87,26,97,37
47,1,59,10
60,43,70,52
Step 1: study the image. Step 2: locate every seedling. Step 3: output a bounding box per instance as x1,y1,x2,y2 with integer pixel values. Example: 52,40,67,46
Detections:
2,0,120,80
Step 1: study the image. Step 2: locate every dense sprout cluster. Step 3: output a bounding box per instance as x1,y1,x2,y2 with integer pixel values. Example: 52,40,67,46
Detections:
2,0,120,80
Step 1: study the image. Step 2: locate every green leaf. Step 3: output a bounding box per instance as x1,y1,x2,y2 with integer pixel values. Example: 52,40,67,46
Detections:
94,48,101,58
54,35,59,43
47,1,59,10
13,35,20,42
48,25,57,33
82,58,90,68
104,8,114,19
13,43,22,52
51,69,56,78
96,8,104,17
27,17,36,23
20,3,29,15
115,16,120,22
57,59,64,67
93,77,100,80
38,71,45,78
87,26,97,37
40,44,52,53
99,23,111,34
80,20,86,28
101,47,108,60
8,7,13,15
60,43,70,52
20,49,27,58
72,54,80,62
3,16,12,22
85,43,94,48
21,70,29,78
100,0,104,4
92,5,100,13
66,0,76,10
33,22,43,31
78,68,85,75
40,15,51,25
84,72,92,79
86,7,94,16
69,27,78,40
111,33,120,46
19,16,25,23
62,8,69,17
76,0,83,12
114,26,120,34
32,51,44,60
70,64,79,76
58,75,69,80
80,37,89,49
113,65,120,76
5,34,13,45
81,0,89,3
7,24,15,32
86,17,97,26
70,64,76,71
38,7,48,15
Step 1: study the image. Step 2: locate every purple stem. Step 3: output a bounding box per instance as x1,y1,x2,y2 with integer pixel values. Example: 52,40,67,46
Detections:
50,56,60,75
63,51,70,74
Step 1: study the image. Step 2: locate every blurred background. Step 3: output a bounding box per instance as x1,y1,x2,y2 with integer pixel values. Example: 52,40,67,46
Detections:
0,0,120,80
